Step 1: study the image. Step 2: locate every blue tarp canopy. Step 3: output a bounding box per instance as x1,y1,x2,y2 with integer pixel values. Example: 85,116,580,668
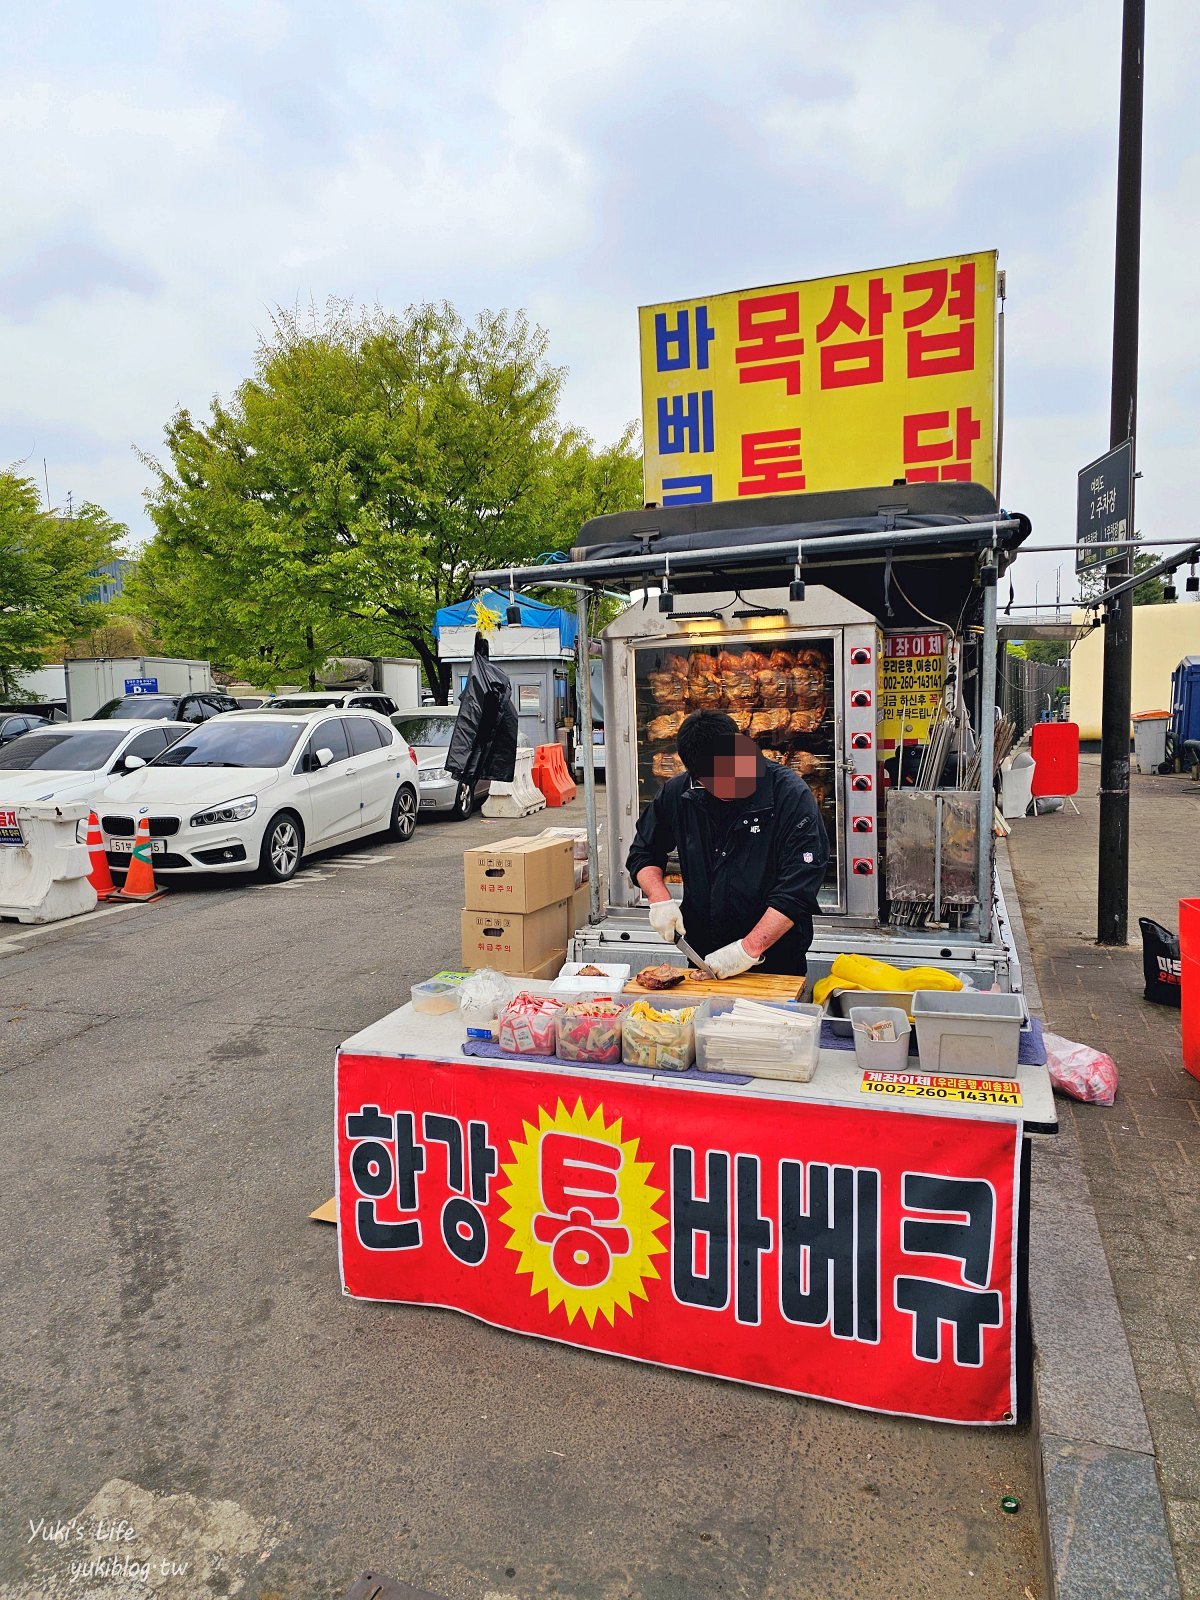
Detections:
433,589,577,650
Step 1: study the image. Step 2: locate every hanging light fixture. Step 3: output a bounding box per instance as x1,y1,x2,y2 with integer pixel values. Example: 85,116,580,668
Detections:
789,539,806,603
506,570,522,626
1164,568,1179,603
1187,558,1199,595
658,556,674,612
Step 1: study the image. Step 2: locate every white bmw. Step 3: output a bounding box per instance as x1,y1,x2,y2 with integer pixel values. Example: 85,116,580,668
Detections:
96,708,419,883
0,720,190,810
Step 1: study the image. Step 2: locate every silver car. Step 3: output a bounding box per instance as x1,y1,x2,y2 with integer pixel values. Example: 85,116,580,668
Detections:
391,709,529,822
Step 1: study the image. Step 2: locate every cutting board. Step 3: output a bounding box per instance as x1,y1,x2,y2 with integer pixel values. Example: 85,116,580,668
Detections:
622,971,807,1002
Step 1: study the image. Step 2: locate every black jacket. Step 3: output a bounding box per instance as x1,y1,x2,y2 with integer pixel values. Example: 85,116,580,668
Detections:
626,760,830,974
446,635,518,786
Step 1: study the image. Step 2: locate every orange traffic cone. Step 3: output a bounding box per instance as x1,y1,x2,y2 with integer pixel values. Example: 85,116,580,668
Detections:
114,816,166,903
85,811,118,900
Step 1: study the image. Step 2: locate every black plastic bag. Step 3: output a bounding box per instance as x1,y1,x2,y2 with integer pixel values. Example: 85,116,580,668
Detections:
1139,916,1182,1007
446,633,518,786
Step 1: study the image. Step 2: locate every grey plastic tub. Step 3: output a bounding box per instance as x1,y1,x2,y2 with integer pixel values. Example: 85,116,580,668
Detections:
910,990,1024,1075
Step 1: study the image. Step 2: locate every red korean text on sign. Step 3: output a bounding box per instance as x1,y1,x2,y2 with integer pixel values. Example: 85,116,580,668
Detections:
903,408,983,483
532,1132,631,1289
738,430,806,496
734,292,805,395
814,277,893,388
903,261,976,378
337,1054,1022,1425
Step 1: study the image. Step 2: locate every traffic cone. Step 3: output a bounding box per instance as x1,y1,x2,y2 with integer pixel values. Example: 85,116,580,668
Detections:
85,811,118,900
114,816,166,903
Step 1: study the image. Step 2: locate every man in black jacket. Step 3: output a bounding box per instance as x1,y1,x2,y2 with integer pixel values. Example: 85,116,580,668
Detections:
626,710,830,979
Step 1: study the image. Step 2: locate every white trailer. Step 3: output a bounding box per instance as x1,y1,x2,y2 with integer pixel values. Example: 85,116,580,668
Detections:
64,657,213,719
372,657,423,709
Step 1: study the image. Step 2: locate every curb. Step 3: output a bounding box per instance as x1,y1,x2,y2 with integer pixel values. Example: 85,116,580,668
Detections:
997,841,1182,1600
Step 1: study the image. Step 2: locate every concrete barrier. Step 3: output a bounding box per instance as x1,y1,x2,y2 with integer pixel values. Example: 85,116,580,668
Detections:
482,747,547,819
0,801,98,924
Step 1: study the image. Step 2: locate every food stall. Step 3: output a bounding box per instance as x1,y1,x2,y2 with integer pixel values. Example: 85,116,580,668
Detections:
336,482,1054,1427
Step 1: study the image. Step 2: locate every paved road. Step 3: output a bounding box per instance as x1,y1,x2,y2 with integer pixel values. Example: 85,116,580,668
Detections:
1,800,1042,1599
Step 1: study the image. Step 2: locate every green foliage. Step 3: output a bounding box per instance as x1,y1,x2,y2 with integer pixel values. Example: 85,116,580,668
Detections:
1078,550,1167,608
0,472,123,697
135,301,643,696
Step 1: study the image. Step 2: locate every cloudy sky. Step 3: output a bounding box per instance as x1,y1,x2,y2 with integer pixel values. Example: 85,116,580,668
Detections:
3,0,1197,605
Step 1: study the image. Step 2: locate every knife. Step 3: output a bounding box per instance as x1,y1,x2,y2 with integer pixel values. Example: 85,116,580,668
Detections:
675,931,718,980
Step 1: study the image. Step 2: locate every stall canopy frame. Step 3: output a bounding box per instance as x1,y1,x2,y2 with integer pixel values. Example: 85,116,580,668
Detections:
472,485,1031,939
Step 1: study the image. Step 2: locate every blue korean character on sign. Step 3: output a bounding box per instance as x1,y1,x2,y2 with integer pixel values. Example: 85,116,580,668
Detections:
655,306,715,373
662,476,714,506
124,677,159,695
657,392,714,456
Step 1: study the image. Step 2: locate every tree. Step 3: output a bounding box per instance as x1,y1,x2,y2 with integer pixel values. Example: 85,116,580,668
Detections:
136,301,643,698
1077,549,1167,608
0,472,123,698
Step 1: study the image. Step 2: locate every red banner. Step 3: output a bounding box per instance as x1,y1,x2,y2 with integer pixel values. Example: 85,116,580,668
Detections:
337,1054,1021,1425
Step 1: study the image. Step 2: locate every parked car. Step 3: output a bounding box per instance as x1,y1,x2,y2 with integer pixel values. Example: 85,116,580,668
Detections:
0,720,190,809
572,726,606,782
0,711,58,748
263,690,398,716
234,695,268,709
91,691,241,723
96,708,419,882
391,708,531,821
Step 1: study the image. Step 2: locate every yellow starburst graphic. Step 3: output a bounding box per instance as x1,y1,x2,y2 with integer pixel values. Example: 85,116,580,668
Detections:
499,1098,668,1328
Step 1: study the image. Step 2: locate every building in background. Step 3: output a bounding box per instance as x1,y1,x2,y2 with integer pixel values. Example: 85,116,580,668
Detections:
88,558,135,605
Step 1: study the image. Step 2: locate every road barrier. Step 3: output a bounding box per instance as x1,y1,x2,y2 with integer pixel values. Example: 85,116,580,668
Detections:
532,743,577,808
482,747,546,819
0,801,97,924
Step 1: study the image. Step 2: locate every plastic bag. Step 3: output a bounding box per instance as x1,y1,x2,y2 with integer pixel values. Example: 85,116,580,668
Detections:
1139,917,1182,1008
1043,1030,1119,1106
459,968,512,1028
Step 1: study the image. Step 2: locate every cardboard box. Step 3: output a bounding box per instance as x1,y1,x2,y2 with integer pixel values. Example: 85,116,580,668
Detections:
464,835,575,913
570,882,591,933
461,899,570,976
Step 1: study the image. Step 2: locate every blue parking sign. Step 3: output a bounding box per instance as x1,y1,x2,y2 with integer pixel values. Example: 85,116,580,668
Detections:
124,677,159,694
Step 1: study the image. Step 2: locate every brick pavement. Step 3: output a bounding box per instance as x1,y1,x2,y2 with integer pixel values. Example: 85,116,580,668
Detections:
1007,753,1200,1596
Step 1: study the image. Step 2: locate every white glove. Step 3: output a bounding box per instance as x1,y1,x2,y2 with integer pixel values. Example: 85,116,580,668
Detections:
704,940,762,980
648,900,686,943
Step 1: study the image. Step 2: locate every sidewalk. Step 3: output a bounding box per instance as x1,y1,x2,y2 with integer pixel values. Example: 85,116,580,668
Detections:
1007,754,1200,1596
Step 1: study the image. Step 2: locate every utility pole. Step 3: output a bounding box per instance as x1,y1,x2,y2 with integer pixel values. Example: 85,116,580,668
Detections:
1097,0,1144,946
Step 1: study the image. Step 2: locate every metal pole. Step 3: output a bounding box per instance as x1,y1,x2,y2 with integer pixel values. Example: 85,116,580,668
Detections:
575,588,601,923
977,560,999,940
995,270,1006,504
1098,0,1143,946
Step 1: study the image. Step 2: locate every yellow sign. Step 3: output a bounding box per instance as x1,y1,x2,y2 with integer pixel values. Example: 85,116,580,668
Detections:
860,1070,1022,1108
877,630,947,750
639,251,996,507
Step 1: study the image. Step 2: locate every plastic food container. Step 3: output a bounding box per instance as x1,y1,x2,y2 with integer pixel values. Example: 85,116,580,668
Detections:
622,999,703,1071
554,1000,627,1064
411,978,462,1015
497,993,563,1056
910,990,1024,1075
551,961,631,1000
849,1006,913,1070
696,999,822,1081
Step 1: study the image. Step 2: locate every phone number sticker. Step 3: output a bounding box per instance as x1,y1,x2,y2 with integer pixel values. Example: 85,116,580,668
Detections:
860,1069,1022,1107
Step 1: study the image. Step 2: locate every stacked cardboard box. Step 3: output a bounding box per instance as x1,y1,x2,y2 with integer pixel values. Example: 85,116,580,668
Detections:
461,836,576,977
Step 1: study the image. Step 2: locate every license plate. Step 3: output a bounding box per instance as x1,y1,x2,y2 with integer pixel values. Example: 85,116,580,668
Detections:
110,837,166,854
419,798,437,810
